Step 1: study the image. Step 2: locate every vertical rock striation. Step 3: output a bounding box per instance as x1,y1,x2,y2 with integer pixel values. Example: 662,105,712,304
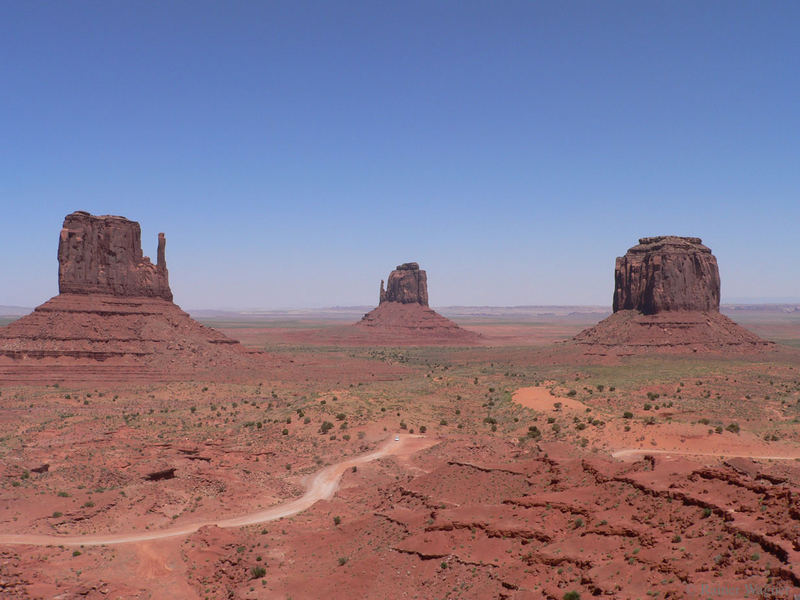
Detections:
381,263,429,307
612,236,719,314
574,236,771,353
58,211,172,300
355,261,478,344
0,211,262,381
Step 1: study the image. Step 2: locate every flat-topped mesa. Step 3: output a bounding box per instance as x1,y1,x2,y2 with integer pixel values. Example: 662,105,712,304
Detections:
58,211,172,301
380,262,429,307
613,236,720,314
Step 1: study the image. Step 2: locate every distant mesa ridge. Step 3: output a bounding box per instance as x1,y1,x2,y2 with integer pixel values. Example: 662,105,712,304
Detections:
574,235,773,353
379,262,429,307
356,261,479,343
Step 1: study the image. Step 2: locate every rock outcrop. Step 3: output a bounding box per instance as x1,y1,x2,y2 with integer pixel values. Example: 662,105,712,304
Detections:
0,211,263,382
574,236,772,354
613,236,719,314
354,262,479,344
381,263,429,306
58,211,172,300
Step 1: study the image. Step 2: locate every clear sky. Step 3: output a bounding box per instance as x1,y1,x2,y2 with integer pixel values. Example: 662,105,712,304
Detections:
2,1,798,309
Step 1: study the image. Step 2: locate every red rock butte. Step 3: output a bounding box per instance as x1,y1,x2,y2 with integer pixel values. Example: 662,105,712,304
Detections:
574,236,772,354
355,262,479,344
0,211,262,382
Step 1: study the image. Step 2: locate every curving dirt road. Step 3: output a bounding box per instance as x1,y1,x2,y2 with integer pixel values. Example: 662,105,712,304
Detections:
0,434,435,547
612,448,800,461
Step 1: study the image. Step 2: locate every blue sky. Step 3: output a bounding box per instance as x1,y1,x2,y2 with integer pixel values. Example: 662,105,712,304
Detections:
2,1,798,308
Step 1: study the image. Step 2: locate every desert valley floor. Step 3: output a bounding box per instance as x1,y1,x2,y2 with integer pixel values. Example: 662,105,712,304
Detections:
1,306,800,599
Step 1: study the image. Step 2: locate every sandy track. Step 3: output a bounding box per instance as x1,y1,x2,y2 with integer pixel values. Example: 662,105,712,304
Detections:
612,448,800,461
0,434,435,547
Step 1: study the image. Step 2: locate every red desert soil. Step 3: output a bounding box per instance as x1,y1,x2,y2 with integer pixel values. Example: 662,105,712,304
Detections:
2,307,800,598
0,434,435,547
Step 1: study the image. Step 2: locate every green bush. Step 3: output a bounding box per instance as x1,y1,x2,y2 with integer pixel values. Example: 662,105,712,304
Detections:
250,566,267,579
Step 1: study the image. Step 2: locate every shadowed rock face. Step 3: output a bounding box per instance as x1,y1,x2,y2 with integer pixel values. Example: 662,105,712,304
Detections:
380,262,429,307
613,236,720,314
58,211,172,301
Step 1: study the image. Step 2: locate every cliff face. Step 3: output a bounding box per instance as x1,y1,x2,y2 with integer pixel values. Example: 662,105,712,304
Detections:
613,236,720,314
58,211,172,301
574,235,770,354
0,210,262,381
381,263,429,307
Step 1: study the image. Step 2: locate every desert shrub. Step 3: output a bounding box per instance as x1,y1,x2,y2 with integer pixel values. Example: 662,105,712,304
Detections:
702,507,712,518
623,411,633,419
566,390,577,397
250,566,267,579
643,403,652,411
439,419,448,426
419,425,427,433
338,556,348,566
333,516,341,526
281,428,289,435
563,592,580,600
319,421,334,434
726,422,740,434
527,426,541,439
336,413,346,421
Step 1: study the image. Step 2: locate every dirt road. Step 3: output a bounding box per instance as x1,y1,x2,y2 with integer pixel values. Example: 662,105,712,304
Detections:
0,434,435,547
612,448,800,461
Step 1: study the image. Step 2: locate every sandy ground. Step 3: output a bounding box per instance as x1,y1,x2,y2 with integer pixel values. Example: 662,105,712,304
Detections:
0,434,435,547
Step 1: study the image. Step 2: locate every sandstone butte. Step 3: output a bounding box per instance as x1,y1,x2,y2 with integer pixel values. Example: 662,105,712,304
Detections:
574,236,773,353
0,211,263,382
355,262,480,343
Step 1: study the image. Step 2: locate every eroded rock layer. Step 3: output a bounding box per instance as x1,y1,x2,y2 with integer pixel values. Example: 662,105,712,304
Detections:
356,262,479,344
573,310,773,354
613,236,720,314
380,263,429,306
58,211,173,301
0,212,263,382
576,236,772,354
